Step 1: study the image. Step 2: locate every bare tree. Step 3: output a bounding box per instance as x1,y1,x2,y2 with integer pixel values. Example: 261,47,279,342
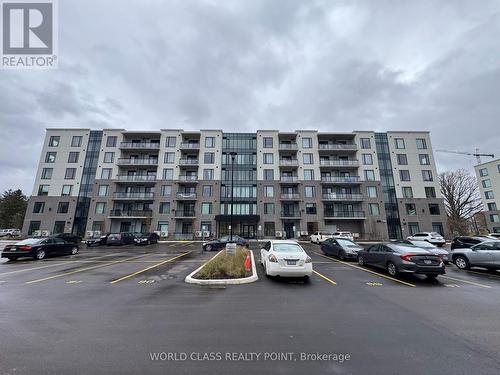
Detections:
439,169,483,235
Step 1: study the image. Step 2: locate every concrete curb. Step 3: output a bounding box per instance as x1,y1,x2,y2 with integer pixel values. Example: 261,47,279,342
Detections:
185,249,258,285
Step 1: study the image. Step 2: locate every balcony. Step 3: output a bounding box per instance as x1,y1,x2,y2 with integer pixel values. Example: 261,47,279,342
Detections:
318,143,358,151
280,176,299,183
321,176,361,184
322,193,364,201
323,211,366,219
176,192,197,200
113,192,155,200
174,210,196,218
109,210,153,218
115,175,157,183
178,175,198,183
320,160,359,168
279,159,299,166
119,142,160,150
280,211,301,218
117,158,158,166
280,193,301,200
179,143,200,150
278,143,298,150
178,159,199,166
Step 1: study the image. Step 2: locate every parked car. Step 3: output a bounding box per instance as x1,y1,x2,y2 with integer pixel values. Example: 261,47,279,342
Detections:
52,233,82,243
395,239,451,264
0,229,21,238
451,236,491,250
488,233,500,239
357,243,445,279
134,232,159,246
406,232,446,247
1,237,79,261
332,231,354,241
86,233,110,247
321,238,363,260
202,235,249,251
310,231,333,244
106,232,136,246
450,240,500,271
260,240,312,278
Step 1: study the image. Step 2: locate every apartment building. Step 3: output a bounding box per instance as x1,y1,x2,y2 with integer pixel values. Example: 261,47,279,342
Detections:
22,129,449,240
475,159,500,234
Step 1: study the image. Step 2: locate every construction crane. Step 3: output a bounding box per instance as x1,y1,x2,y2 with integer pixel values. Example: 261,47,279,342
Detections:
435,148,495,164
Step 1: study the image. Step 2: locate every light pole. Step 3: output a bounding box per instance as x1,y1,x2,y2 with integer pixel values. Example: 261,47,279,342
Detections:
229,152,237,242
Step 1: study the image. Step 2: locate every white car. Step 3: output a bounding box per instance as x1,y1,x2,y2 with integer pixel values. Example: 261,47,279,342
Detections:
260,240,313,278
333,231,354,241
0,229,21,238
310,231,333,244
406,232,446,247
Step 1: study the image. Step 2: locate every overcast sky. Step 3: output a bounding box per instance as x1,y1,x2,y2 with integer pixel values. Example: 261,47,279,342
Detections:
1,0,500,195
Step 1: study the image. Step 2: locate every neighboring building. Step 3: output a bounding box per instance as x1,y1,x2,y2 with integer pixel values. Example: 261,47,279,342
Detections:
475,159,500,234
22,129,449,240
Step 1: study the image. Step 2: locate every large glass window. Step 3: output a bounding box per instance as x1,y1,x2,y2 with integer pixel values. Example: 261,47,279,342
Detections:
408,222,420,235
263,137,273,148
95,202,106,214
416,138,427,149
485,191,494,199
41,168,53,179
364,170,375,181
164,152,175,164
163,168,174,180
482,179,492,188
45,152,57,163
397,154,407,165
394,138,405,149
159,202,170,214
406,203,416,215
104,152,114,163
306,203,316,214
49,136,60,147
202,185,213,197
201,203,212,215
479,168,488,177
160,185,172,196
263,153,273,164
98,185,108,197
302,138,312,148
363,154,373,165
264,222,275,237
106,136,117,147
205,137,215,148
368,203,380,215
425,187,436,198
429,204,440,215
367,186,377,198
304,186,315,198
33,202,45,213
303,153,313,164
304,169,314,180
68,152,79,163
165,137,176,147
57,202,69,214
203,169,214,180
204,152,215,164
71,136,82,147
399,170,411,181
264,169,274,180
264,186,274,197
422,170,433,181
65,168,76,180
402,186,413,198
419,154,430,165
264,203,274,214
101,168,112,179
360,138,371,149
61,185,72,196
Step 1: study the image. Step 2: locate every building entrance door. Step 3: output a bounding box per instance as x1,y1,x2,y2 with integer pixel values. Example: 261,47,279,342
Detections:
242,225,255,239
284,222,294,239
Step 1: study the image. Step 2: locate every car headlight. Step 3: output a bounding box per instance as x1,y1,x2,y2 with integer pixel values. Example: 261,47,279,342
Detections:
268,254,278,263
305,256,312,263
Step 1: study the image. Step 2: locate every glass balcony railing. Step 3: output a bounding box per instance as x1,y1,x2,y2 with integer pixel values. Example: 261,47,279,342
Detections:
113,192,155,199
109,210,153,218
322,193,364,201
321,176,360,183
174,210,196,218
119,142,160,150
323,211,365,218
319,160,359,167
176,192,197,199
117,158,158,166
115,175,157,182
280,193,300,199
318,144,358,150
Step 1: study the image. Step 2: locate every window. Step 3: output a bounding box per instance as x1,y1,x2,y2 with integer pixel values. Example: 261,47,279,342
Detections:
363,154,373,165
264,222,275,237
264,186,274,197
71,136,82,147
425,187,436,198
160,185,172,196
490,214,500,223
104,152,114,163
201,203,212,215
429,204,441,215
416,138,427,149
264,203,274,214
394,138,405,149
28,221,41,235
98,185,108,197
408,223,420,235
33,202,45,213
38,185,49,196
101,168,112,179
61,185,72,196
65,168,76,180
57,202,69,214
204,152,215,164
402,186,413,198
95,202,106,214
485,191,495,199
406,203,416,215
203,169,214,180
368,203,380,215
41,168,53,179
432,223,444,236
479,168,488,177
263,153,273,164
419,154,430,165
303,153,313,164
396,154,407,165
164,152,175,164
399,170,411,181
264,169,274,181
165,136,176,147
205,137,215,148
367,186,377,198
306,203,317,214
488,202,497,211
163,168,174,180
482,179,492,188
364,170,375,181
360,138,371,149
304,169,314,181
202,185,213,197
422,170,433,182
91,222,103,232
302,138,312,148
45,152,56,163
68,152,79,163
263,137,273,148
106,136,117,147
304,186,315,198
49,136,60,147
159,202,171,214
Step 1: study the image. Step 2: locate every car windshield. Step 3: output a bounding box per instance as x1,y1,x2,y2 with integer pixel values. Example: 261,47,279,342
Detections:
16,238,42,245
137,233,149,238
108,234,120,239
219,236,229,242
337,239,359,248
273,243,304,253
411,241,436,248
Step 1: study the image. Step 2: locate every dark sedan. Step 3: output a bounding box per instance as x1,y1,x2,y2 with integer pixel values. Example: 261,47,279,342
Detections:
86,233,110,247
321,238,363,260
202,235,249,251
52,233,82,243
450,236,492,250
106,232,136,246
1,238,79,261
134,232,159,246
357,243,445,279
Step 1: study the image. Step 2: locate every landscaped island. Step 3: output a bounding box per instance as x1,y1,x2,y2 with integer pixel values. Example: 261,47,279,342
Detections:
194,246,252,280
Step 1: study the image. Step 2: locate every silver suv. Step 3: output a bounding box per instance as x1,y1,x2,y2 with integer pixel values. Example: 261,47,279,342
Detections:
451,240,500,271
0,229,21,238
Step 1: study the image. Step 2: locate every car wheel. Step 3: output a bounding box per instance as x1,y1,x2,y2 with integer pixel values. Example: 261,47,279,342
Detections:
454,256,470,270
70,246,79,255
358,256,364,266
339,251,346,261
8,257,18,261
34,250,46,260
386,262,398,277
205,244,212,252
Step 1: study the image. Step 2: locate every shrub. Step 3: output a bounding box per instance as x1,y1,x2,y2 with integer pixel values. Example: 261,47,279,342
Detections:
195,246,251,279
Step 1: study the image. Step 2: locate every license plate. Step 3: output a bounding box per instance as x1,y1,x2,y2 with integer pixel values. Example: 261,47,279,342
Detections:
424,260,432,264
286,260,296,265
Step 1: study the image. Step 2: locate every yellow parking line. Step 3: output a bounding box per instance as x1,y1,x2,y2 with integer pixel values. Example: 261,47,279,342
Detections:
440,275,492,289
313,270,337,285
110,252,191,284
314,252,416,287
25,253,151,284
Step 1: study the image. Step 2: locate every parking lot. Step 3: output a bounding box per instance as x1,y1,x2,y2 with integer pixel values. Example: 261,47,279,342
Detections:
1,241,500,374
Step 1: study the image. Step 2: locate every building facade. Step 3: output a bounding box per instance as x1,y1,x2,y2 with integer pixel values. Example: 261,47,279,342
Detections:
475,159,500,234
22,129,449,240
